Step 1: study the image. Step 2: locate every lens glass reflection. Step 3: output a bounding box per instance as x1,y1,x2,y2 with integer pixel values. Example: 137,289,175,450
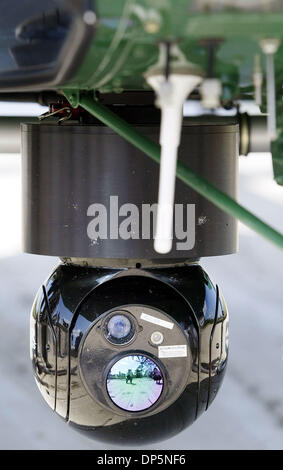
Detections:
106,355,163,412
107,314,131,340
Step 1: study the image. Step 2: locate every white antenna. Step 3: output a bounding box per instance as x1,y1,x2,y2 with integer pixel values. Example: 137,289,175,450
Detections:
146,72,202,254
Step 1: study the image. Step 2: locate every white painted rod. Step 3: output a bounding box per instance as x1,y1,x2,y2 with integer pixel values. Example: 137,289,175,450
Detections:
146,73,202,254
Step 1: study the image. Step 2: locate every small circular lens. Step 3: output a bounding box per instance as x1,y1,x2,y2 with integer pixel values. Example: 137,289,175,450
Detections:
107,315,131,339
106,354,163,412
105,312,134,344
151,331,164,345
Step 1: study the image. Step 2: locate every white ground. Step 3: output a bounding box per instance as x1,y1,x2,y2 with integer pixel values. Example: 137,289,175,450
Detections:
107,377,163,411
0,150,282,450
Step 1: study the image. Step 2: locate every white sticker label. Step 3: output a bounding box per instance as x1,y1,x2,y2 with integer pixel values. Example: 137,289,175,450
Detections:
158,345,187,358
140,312,174,330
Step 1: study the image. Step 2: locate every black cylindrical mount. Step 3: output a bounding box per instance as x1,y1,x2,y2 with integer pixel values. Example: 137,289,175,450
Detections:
239,113,270,155
22,118,238,263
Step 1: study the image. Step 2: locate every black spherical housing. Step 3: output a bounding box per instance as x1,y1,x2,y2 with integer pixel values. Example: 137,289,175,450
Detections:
30,263,228,445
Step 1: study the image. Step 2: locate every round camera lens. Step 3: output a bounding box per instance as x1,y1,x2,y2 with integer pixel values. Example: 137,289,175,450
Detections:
105,313,134,344
107,314,131,339
106,354,163,412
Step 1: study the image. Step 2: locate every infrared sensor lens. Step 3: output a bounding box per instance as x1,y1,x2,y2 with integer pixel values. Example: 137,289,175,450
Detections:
106,354,163,412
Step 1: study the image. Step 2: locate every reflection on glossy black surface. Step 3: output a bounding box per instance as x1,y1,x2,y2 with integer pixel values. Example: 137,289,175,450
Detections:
30,263,229,445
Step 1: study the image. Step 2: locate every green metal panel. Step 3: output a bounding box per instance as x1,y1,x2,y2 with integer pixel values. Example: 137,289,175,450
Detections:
64,1,283,205
64,0,283,97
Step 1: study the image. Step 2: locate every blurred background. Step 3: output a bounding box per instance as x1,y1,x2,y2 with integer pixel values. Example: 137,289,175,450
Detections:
0,102,282,450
